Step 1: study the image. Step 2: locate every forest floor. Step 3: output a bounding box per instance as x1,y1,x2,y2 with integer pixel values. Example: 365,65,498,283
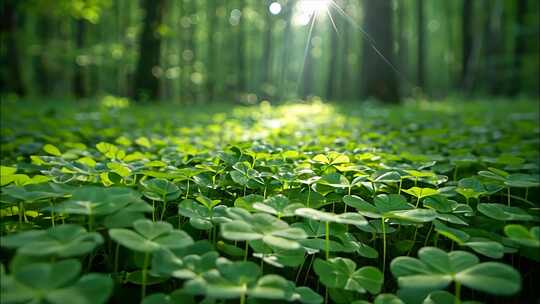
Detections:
1,97,539,304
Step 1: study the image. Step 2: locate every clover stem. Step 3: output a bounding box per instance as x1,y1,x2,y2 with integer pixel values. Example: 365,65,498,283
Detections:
424,223,434,247
295,255,307,283
244,241,249,261
240,290,246,304
160,196,168,221
371,181,376,198
263,185,267,199
415,196,420,208
141,251,150,299
398,178,403,194
307,186,311,207
325,221,330,260
185,179,190,199
18,203,22,225
114,243,120,273
407,226,418,256
453,166,458,181
88,214,94,232
414,177,418,187
243,185,246,196
325,288,328,304
303,254,315,285
525,187,529,200
454,282,461,304
49,201,55,227
381,217,386,280
507,187,511,206
433,232,439,247
152,200,155,221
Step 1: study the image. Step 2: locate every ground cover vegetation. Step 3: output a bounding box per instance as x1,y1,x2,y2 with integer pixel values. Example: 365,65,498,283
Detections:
0,99,538,304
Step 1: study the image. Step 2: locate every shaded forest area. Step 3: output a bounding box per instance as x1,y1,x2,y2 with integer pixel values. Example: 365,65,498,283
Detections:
0,0,539,103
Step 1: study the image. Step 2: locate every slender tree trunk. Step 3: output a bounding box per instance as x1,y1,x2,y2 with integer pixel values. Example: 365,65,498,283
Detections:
0,1,25,96
279,0,294,100
339,15,351,100
326,17,339,100
483,0,504,94
397,0,407,79
237,0,247,95
261,6,273,99
73,19,87,98
185,0,196,102
133,0,166,101
417,0,426,91
510,0,526,95
360,0,400,102
206,0,217,102
461,0,473,91
301,15,317,99
34,16,51,96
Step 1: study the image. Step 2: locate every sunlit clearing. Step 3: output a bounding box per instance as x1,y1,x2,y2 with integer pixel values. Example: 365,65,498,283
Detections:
294,0,330,26
269,2,282,15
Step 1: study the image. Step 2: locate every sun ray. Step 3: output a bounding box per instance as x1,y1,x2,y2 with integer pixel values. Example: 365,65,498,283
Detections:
326,8,339,35
296,10,319,94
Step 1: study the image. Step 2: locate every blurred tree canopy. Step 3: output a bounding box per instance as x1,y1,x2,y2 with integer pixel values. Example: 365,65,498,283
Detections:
1,0,538,103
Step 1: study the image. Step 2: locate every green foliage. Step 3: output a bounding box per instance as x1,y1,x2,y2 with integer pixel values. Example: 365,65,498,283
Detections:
0,100,538,303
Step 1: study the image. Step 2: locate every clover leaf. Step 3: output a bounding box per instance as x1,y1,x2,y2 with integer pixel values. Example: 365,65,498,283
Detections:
0,259,112,304
1,224,102,258
109,219,193,253
221,208,307,250
314,257,383,294
390,247,521,296
253,195,304,218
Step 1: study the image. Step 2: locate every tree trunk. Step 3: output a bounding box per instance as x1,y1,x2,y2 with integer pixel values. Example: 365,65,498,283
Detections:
133,0,166,101
510,0,526,95
73,19,87,98
360,0,400,103
326,16,339,101
301,15,317,99
483,0,504,94
261,5,273,99
417,0,426,91
237,0,247,95
278,0,294,100
461,0,473,90
34,16,51,96
206,0,217,102
0,0,25,96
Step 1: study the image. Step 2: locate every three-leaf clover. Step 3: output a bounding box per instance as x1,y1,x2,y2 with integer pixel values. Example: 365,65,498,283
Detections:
0,259,112,304
314,257,383,294
390,247,521,296
1,224,103,258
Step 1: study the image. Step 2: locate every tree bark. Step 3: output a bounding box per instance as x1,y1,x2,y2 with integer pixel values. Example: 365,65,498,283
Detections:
360,0,400,103
0,0,25,96
133,0,166,101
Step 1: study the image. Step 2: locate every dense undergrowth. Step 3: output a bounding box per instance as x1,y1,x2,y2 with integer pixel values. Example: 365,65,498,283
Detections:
0,98,539,304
